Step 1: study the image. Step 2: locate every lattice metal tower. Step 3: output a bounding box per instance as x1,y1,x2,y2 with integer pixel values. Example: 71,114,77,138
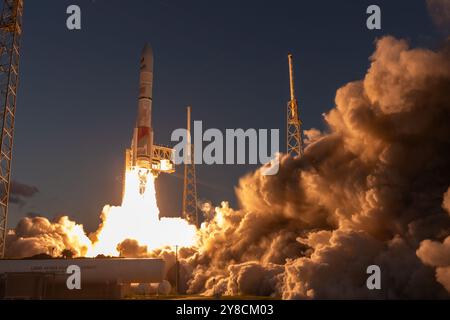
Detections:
182,106,198,226
287,53,303,157
0,0,23,258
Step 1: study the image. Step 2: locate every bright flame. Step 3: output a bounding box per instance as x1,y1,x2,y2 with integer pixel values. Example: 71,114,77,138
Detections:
87,168,197,257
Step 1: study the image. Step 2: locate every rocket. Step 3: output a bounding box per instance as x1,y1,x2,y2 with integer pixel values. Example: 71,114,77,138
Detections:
131,44,154,170
125,44,175,194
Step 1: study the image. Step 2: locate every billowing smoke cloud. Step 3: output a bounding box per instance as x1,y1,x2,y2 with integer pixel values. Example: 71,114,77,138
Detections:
5,216,91,258
4,36,450,299
417,188,450,292
175,36,450,299
117,239,149,258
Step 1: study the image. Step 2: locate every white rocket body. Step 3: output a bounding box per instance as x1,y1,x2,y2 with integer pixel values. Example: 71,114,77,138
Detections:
132,44,154,170
124,44,175,194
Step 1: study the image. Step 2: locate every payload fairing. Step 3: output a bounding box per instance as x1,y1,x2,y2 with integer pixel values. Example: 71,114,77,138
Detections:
125,44,175,194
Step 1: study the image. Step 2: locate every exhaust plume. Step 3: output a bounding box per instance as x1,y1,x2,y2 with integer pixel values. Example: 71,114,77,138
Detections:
178,36,450,298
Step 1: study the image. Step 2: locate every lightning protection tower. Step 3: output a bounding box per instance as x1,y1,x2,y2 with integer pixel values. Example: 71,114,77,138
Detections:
286,53,303,158
182,106,199,227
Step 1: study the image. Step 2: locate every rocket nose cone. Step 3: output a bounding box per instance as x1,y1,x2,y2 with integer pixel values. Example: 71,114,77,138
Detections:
142,44,153,59
141,44,153,70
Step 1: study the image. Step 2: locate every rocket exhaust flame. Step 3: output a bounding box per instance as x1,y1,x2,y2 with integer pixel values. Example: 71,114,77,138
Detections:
5,169,197,258
87,168,197,257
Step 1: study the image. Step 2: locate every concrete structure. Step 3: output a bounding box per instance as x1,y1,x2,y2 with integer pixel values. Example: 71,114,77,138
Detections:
0,258,165,299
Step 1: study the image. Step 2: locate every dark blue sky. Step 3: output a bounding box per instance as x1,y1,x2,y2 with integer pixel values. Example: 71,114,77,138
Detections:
9,0,440,231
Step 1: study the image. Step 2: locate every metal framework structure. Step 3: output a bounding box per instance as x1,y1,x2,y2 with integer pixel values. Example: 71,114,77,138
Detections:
287,53,303,158
0,0,23,258
152,145,174,162
182,106,198,226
